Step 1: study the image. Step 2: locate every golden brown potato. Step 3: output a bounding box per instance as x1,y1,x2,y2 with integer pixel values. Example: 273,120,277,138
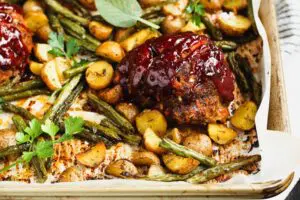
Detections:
86,61,114,90
162,153,199,174
115,103,139,123
79,0,96,10
120,29,160,52
24,11,49,33
29,61,44,76
89,21,113,41
147,165,166,177
231,101,258,131
98,85,123,105
131,151,160,166
114,28,136,43
58,166,85,182
183,133,213,156
0,129,16,150
41,59,62,91
217,12,251,36
162,0,189,16
223,0,247,12
208,124,237,145
136,110,167,137
165,128,182,144
96,41,125,63
54,57,71,84
36,24,52,42
34,43,54,63
200,0,224,11
105,159,138,178
23,0,43,14
143,128,166,154
181,20,206,33
162,15,185,34
76,142,106,168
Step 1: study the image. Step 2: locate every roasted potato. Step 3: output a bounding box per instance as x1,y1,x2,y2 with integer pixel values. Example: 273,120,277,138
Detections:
147,164,166,177
85,61,114,90
29,61,44,76
105,159,138,178
36,24,52,42
162,153,199,174
23,0,43,14
41,59,62,91
217,12,251,36
231,101,257,131
200,0,224,11
34,43,54,63
76,142,106,168
208,124,237,145
98,85,123,105
120,29,160,52
115,103,139,123
183,133,213,156
162,0,189,16
181,20,206,33
165,128,182,144
96,41,125,63
139,0,165,8
79,0,96,10
89,21,113,41
223,0,248,12
162,16,186,34
143,128,166,154
136,109,167,137
58,166,85,182
114,27,136,43
131,151,160,166
54,57,71,84
24,11,49,33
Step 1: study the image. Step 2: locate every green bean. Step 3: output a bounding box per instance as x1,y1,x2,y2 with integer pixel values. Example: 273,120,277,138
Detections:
0,89,51,102
31,156,48,183
0,79,44,97
84,121,122,141
201,15,223,41
76,128,114,147
64,65,89,79
59,17,86,38
160,138,217,167
187,155,261,184
0,144,30,159
64,34,98,52
48,12,65,34
2,103,35,120
215,40,238,51
12,115,28,132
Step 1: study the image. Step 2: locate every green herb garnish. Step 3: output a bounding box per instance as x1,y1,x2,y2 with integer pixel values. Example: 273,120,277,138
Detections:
186,1,205,26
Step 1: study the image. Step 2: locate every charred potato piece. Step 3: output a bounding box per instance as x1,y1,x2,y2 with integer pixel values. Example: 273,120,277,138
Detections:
136,110,167,137
162,16,186,34
183,133,213,156
162,153,199,175
58,166,85,182
217,13,251,36
79,0,96,10
98,85,123,105
24,11,49,33
76,142,106,168
114,28,136,43
166,128,182,144
89,21,113,41
162,0,189,16
36,24,52,42
131,151,160,166
148,164,166,177
115,103,139,123
86,61,114,90
96,41,125,63
200,0,224,11
231,101,257,131
208,124,237,145
143,128,166,154
223,0,247,12
105,159,138,178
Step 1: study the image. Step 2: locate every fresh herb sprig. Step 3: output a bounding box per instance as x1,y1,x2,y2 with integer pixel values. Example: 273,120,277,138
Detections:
95,0,160,29
0,117,84,173
186,0,205,26
48,32,80,58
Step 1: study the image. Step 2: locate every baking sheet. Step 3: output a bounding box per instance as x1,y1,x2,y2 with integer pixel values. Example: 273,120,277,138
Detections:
0,0,300,191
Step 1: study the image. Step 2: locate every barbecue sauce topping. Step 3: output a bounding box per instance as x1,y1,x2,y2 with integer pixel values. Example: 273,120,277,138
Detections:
0,3,29,71
118,32,235,103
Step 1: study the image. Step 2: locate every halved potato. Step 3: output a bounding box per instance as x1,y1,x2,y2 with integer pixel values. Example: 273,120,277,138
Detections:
147,164,166,177
114,27,136,43
231,101,257,131
136,110,167,137
131,151,160,166
24,11,48,33
29,61,44,76
89,21,113,41
200,0,224,11
217,12,251,36
143,128,166,154
34,43,54,63
223,0,247,12
36,24,52,42
183,133,213,156
23,0,43,14
162,15,185,34
165,128,182,144
58,166,85,182
96,41,125,63
105,159,138,178
162,153,199,174
41,60,62,91
208,124,237,145
162,0,189,16
115,103,139,123
54,57,71,84
76,142,106,168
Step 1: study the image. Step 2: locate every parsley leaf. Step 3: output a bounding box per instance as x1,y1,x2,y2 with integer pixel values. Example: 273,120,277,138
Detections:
186,1,205,26
64,116,84,136
35,141,54,159
24,119,42,143
16,132,30,144
42,120,60,140
56,134,73,143
48,48,65,57
22,152,36,164
66,38,80,58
